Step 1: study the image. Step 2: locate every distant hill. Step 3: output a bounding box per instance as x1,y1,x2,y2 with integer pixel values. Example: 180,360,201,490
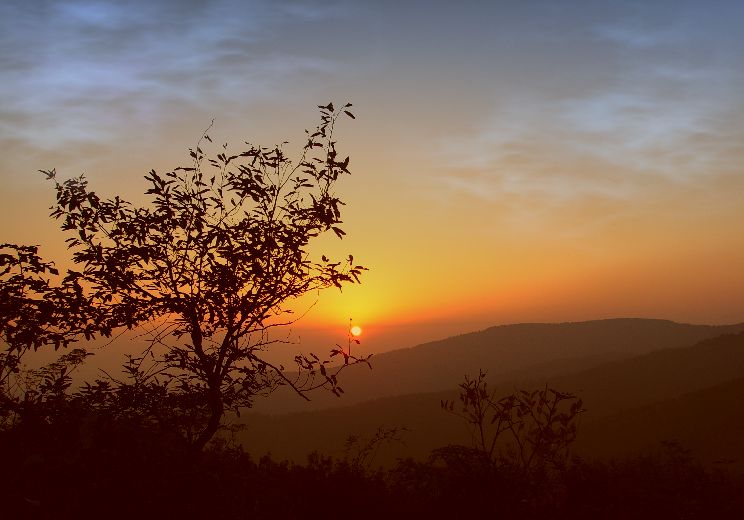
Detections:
547,330,744,418
254,318,744,414
577,375,744,465
239,330,744,465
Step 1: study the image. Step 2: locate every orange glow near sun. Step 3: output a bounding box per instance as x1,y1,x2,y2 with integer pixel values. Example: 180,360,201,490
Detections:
350,325,362,337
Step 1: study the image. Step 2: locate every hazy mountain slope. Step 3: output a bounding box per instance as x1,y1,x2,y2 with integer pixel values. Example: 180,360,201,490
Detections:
547,331,744,418
239,391,463,463
576,376,744,466
239,331,744,464
254,319,744,413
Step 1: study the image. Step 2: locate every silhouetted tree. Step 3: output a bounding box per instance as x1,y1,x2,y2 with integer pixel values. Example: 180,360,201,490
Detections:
28,103,367,449
442,370,583,472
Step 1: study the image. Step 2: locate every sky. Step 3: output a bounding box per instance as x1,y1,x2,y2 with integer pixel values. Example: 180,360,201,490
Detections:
2,0,744,357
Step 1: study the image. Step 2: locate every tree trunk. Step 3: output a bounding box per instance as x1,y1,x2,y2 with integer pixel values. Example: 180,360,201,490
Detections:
193,388,224,451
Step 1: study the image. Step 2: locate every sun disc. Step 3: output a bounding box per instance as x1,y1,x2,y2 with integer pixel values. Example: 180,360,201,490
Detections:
350,325,362,337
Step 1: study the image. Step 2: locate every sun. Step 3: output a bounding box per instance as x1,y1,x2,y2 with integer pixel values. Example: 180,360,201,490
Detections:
350,325,362,337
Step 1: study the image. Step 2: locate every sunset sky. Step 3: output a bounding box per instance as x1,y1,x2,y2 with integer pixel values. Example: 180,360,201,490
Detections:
2,0,744,356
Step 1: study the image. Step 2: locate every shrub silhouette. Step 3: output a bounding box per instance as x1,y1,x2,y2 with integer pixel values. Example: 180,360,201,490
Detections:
343,426,409,471
442,369,583,472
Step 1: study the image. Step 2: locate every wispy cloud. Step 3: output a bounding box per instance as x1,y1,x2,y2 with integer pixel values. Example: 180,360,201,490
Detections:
592,23,679,50
434,6,744,216
0,0,346,149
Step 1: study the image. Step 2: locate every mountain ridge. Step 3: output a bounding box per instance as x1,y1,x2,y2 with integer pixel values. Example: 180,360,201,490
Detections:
255,318,744,414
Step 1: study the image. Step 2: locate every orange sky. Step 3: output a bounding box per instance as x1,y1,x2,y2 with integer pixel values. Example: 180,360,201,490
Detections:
2,1,744,359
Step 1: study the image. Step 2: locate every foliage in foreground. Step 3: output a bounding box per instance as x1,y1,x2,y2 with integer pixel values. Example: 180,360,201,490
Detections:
1,413,742,520
1,366,742,519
